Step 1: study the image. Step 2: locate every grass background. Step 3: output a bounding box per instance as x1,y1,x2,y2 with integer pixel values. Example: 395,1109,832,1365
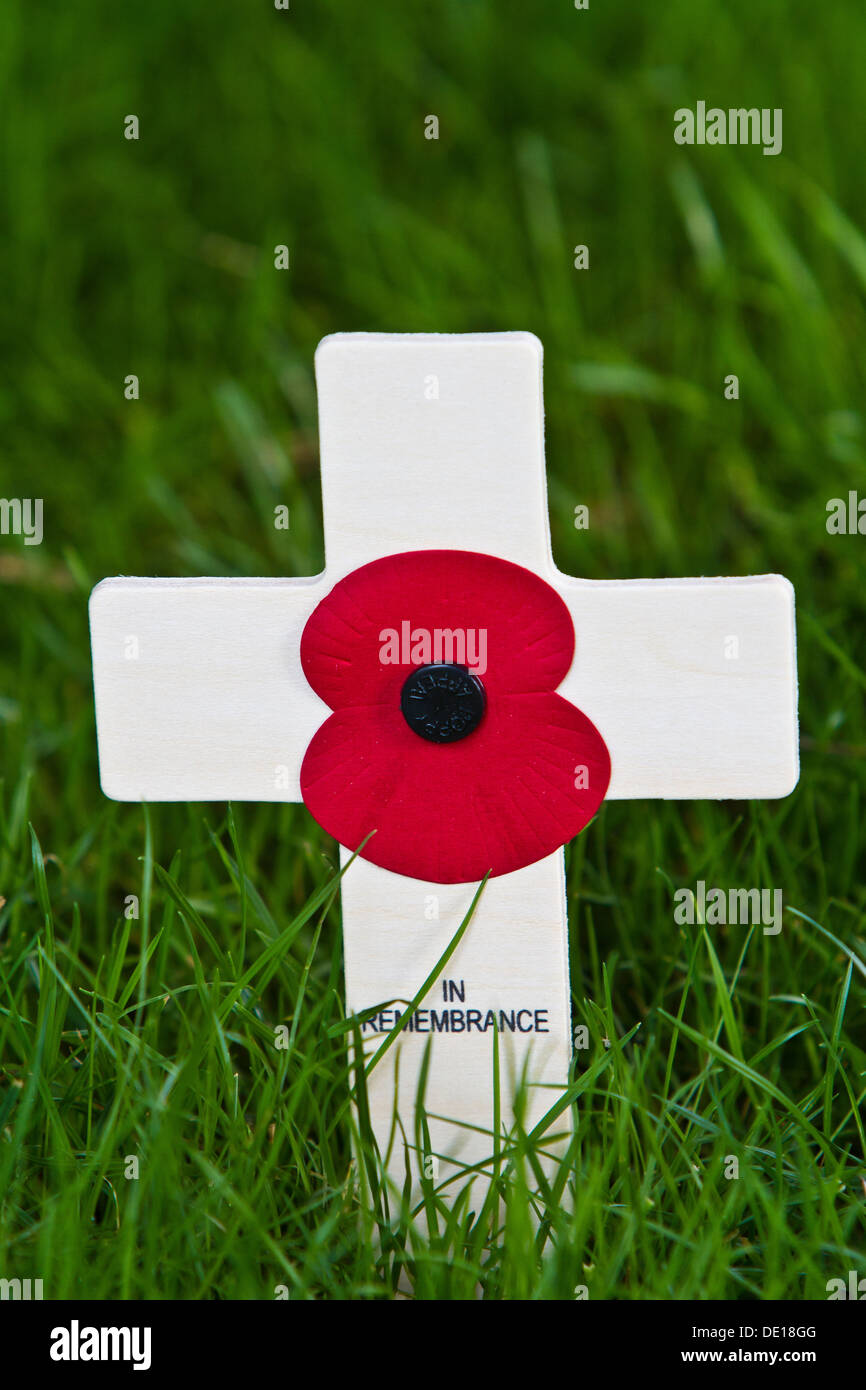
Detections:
1,0,865,1299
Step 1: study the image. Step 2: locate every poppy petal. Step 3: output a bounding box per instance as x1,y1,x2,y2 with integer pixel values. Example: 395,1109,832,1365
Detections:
300,691,611,883
301,550,575,710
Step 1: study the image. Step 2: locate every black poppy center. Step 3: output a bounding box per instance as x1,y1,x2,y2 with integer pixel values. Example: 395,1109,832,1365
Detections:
400,663,486,744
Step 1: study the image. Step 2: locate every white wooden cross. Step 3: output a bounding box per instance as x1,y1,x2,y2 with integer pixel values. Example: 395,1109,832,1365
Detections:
89,332,799,1204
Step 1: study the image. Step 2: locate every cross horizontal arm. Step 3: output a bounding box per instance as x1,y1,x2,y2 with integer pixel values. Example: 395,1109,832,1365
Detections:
553,571,798,799
89,570,797,804
90,334,798,807
89,577,327,801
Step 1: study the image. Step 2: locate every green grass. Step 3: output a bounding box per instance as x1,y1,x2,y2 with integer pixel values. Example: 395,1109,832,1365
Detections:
1,0,865,1299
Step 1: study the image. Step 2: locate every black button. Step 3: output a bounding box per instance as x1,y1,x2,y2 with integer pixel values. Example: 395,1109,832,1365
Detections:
400,663,486,744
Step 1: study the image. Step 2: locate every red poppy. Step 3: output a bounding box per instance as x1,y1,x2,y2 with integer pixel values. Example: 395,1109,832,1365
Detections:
300,550,611,883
